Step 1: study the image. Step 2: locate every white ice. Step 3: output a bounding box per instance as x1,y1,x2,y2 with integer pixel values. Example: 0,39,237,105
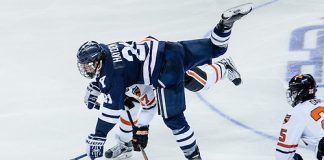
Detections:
1,0,324,159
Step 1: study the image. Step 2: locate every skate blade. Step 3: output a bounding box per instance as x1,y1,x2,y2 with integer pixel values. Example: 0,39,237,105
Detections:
111,152,133,160
222,3,253,19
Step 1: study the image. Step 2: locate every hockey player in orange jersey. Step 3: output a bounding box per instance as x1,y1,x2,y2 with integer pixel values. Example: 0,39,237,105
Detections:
276,74,324,160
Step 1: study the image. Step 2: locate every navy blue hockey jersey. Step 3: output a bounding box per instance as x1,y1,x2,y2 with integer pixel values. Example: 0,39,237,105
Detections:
93,31,229,136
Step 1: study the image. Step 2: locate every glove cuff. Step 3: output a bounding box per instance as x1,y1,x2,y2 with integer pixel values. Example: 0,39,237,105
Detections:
138,125,149,130
86,134,106,146
87,85,101,96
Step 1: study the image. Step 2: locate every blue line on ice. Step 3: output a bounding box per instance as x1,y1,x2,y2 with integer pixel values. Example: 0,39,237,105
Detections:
199,0,307,149
197,93,278,140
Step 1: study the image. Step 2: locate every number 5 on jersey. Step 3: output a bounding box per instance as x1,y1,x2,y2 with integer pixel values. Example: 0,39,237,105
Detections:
279,128,287,142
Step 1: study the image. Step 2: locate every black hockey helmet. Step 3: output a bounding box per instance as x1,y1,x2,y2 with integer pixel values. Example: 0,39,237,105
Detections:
77,41,105,79
286,74,317,107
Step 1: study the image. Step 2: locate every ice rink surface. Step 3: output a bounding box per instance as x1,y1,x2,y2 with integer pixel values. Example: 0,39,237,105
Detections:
1,0,324,159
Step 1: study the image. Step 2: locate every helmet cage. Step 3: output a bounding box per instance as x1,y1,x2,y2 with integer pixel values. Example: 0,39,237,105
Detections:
77,60,102,79
286,87,302,107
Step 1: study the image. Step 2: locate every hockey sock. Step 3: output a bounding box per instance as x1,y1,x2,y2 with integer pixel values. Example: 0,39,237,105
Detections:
118,107,139,142
173,125,198,158
210,24,231,48
201,62,226,88
163,114,198,158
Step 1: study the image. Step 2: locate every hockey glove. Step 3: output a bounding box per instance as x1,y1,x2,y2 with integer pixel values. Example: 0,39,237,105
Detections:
132,125,149,151
293,153,303,160
84,82,101,110
86,134,106,160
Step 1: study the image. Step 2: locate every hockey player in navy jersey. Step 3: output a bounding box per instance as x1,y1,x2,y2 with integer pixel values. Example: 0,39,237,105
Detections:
77,4,252,160
276,74,324,160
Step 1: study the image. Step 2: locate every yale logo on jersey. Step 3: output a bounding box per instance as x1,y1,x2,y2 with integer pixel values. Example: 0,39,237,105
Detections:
283,114,291,124
108,43,124,69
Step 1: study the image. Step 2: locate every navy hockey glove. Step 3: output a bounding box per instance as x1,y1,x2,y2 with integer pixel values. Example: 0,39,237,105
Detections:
293,153,303,160
86,134,106,160
84,82,101,110
132,126,149,151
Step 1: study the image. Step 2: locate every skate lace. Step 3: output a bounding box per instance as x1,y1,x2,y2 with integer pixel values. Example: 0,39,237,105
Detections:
110,142,126,156
227,70,236,81
223,59,240,80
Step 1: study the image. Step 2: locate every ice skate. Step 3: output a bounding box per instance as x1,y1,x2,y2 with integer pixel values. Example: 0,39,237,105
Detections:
219,3,253,30
219,57,242,86
105,136,133,160
186,146,202,160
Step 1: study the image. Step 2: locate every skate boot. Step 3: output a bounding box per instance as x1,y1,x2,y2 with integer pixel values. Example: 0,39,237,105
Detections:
218,3,253,31
219,57,242,86
186,146,202,160
105,137,133,159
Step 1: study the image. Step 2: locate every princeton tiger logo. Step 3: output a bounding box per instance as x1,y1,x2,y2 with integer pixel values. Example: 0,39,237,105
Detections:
283,114,291,124
132,86,141,97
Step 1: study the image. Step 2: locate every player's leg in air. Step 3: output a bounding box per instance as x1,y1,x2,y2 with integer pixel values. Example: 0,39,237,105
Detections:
185,57,241,92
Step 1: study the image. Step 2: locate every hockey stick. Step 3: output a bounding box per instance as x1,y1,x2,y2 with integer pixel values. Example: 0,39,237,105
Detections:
70,153,87,160
125,106,149,160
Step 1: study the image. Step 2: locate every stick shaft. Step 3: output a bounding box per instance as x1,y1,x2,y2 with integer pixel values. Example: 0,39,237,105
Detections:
125,107,149,160
70,153,87,160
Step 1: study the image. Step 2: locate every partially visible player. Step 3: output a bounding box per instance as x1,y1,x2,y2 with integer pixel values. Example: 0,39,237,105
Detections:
276,74,324,160
104,58,241,159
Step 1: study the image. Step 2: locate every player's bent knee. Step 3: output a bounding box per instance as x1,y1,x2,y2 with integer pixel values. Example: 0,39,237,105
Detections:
185,67,207,92
163,113,189,130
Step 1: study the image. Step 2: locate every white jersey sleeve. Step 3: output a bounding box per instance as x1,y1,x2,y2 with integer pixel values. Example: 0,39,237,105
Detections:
275,105,310,160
